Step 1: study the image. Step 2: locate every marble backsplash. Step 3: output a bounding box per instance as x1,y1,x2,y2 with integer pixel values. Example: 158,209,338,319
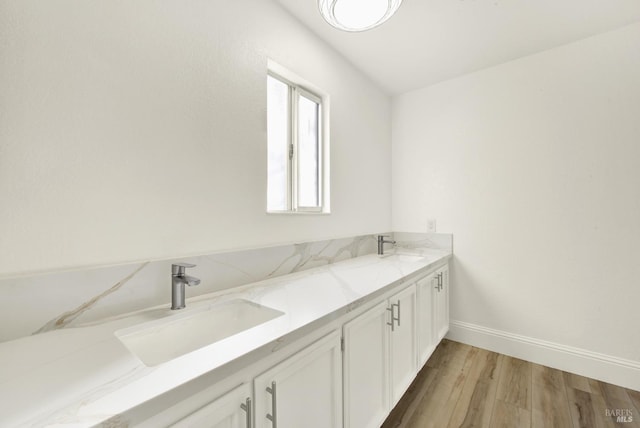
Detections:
393,231,453,253
0,232,452,343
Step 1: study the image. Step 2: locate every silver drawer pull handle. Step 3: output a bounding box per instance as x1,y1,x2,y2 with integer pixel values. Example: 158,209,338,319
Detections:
240,397,252,428
266,381,277,427
388,302,400,330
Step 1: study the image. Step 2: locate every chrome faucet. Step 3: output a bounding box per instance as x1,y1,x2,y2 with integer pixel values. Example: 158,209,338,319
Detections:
171,263,200,310
377,235,396,255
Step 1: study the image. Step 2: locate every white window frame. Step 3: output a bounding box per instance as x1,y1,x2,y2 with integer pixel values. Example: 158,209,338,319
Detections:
267,62,330,214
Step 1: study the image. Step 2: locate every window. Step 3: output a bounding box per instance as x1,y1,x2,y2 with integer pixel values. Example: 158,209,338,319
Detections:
267,68,328,213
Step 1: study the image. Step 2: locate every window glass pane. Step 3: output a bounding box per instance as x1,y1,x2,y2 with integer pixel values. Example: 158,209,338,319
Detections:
298,94,320,208
267,75,289,211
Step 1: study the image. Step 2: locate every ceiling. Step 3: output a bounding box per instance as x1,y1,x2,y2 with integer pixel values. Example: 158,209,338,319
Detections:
276,0,640,95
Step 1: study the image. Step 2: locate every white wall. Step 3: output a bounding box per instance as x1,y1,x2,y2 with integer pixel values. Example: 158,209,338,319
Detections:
392,23,640,367
0,0,391,277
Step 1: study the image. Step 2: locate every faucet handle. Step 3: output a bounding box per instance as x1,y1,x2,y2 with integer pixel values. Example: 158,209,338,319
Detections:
172,262,196,276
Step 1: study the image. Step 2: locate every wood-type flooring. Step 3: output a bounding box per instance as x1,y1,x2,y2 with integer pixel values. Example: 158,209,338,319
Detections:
382,339,640,428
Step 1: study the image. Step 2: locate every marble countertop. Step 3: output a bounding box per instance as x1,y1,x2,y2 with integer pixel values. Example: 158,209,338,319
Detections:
0,249,451,427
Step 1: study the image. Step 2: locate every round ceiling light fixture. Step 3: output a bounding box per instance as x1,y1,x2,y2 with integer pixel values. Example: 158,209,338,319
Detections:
318,0,403,32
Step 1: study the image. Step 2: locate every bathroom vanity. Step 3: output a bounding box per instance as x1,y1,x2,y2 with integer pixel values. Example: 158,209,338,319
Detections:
0,249,450,427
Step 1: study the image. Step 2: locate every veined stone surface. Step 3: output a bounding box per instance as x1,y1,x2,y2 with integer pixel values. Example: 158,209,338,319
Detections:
0,232,451,342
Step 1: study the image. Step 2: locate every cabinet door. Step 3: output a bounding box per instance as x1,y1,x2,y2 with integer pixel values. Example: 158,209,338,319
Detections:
417,272,437,367
343,300,391,428
254,331,342,428
170,383,251,428
435,265,450,342
389,284,417,406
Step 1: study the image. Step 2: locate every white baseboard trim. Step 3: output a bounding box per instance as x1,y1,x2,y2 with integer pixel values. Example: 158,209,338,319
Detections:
447,320,640,392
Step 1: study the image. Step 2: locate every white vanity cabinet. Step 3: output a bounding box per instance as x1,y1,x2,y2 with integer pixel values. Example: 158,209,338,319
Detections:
342,300,390,428
417,264,449,366
433,264,449,342
139,332,342,428
170,384,252,428
254,331,343,428
389,284,418,406
131,260,449,428
343,284,417,428
416,271,437,366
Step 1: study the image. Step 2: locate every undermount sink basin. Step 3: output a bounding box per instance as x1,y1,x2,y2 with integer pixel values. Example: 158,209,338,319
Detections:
115,299,284,366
